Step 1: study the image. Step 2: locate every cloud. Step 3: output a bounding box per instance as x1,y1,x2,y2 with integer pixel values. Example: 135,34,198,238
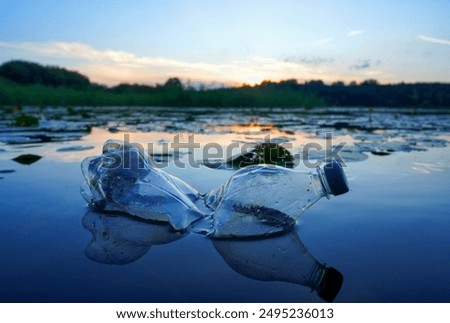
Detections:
0,40,344,85
349,59,382,71
283,56,334,66
347,30,366,37
418,34,450,46
314,37,334,46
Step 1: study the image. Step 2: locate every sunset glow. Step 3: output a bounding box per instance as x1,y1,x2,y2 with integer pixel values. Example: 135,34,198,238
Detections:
1,1,449,86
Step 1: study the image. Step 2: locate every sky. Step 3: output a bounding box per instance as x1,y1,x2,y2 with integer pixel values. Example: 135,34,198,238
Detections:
0,0,449,86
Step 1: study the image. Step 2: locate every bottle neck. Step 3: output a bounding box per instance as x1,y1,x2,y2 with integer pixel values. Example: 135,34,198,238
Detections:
304,263,327,291
316,167,332,199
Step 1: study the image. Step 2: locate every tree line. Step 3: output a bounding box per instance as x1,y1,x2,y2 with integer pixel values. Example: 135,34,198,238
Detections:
0,60,449,108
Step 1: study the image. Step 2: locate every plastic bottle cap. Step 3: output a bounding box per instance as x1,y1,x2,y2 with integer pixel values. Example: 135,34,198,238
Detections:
318,267,344,302
323,160,349,196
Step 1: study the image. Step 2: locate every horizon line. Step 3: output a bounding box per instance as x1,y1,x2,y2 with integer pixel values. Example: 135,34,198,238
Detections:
1,58,450,89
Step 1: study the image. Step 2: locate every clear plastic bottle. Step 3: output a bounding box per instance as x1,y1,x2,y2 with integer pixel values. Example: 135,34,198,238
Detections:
204,161,349,237
81,140,204,231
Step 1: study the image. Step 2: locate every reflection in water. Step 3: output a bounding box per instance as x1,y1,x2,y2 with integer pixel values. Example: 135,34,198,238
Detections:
82,211,186,264
1,107,449,166
206,122,280,135
82,212,343,302
213,231,343,302
411,161,449,174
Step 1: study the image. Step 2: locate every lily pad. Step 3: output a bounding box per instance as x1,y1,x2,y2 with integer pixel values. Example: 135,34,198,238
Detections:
14,115,39,127
371,150,391,156
12,154,42,165
0,169,16,174
204,142,294,169
56,145,95,152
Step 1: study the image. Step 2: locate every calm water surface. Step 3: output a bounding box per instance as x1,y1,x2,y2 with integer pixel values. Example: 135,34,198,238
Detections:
0,106,449,302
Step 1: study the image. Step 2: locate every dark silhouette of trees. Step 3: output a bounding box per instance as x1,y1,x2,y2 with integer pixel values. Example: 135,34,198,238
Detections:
302,80,450,107
0,60,449,107
0,60,90,89
163,77,183,90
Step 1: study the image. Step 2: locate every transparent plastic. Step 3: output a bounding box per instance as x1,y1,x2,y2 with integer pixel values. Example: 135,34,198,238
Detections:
81,140,203,230
81,140,347,238
204,164,332,237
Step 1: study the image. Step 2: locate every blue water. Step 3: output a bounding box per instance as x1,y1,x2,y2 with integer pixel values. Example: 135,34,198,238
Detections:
0,107,449,302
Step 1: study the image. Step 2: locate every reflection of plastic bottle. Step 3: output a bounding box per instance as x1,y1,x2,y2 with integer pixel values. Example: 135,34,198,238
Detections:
205,161,349,237
82,210,186,264
213,230,344,302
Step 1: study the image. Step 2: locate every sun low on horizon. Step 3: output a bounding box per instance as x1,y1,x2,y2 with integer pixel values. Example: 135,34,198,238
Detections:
0,0,449,86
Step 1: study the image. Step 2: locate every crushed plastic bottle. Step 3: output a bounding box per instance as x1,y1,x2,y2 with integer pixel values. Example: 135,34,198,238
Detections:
81,140,204,230
204,160,349,237
81,140,349,237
